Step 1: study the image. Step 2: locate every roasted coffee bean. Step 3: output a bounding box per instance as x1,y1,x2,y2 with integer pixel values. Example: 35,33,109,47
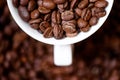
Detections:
89,17,98,26
53,0,66,4
81,8,92,21
61,10,74,21
29,18,42,24
18,6,30,22
20,0,29,6
12,0,19,8
70,0,77,9
57,1,68,12
88,3,94,9
96,11,106,18
53,24,64,39
80,24,90,32
66,31,78,37
62,22,76,33
89,0,97,3
38,6,51,14
62,20,76,33
30,9,40,19
39,21,51,33
63,20,77,25
43,27,53,38
51,11,61,24
56,11,61,24
95,0,108,8
28,0,36,11
92,7,106,18
77,18,88,28
78,0,89,9
43,0,56,10
44,14,51,22
75,8,82,17
30,23,39,29
51,11,57,23
37,0,43,6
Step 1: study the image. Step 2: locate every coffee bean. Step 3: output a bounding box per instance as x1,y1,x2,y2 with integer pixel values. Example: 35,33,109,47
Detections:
18,6,30,22
80,24,90,32
51,11,57,24
44,14,51,22
31,9,40,19
57,1,68,12
43,0,56,10
28,0,36,11
96,11,106,18
62,23,76,33
39,21,51,33
77,18,88,28
56,11,61,24
51,11,61,24
20,0,28,6
61,10,74,21
30,23,39,29
95,0,108,8
53,24,64,39
78,0,89,9
29,18,42,24
37,0,43,6
92,7,106,18
88,3,94,9
43,27,53,38
70,0,77,9
12,0,19,8
66,31,78,37
89,0,97,3
81,8,92,21
75,8,82,17
53,0,66,4
89,17,98,26
38,6,51,14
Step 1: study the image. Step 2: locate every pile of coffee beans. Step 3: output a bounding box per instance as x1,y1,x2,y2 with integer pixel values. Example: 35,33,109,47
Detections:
1,0,120,80
12,0,108,39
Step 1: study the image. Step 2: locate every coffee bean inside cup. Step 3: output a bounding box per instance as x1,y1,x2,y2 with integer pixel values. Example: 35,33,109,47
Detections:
12,0,108,39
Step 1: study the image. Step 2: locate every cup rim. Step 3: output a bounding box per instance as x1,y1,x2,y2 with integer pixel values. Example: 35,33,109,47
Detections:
7,0,114,45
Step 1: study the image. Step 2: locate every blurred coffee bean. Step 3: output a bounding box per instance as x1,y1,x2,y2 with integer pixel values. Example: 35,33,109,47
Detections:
18,6,30,22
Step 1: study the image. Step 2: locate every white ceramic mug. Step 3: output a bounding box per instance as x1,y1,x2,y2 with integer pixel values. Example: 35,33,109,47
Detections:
7,0,114,66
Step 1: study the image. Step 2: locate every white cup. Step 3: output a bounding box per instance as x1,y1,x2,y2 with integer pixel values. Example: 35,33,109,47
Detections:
7,0,114,66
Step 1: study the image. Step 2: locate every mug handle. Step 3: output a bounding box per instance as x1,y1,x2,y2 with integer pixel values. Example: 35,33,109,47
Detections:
54,44,72,66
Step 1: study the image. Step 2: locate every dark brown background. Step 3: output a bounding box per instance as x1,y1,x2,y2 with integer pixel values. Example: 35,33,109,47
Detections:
0,0,120,80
